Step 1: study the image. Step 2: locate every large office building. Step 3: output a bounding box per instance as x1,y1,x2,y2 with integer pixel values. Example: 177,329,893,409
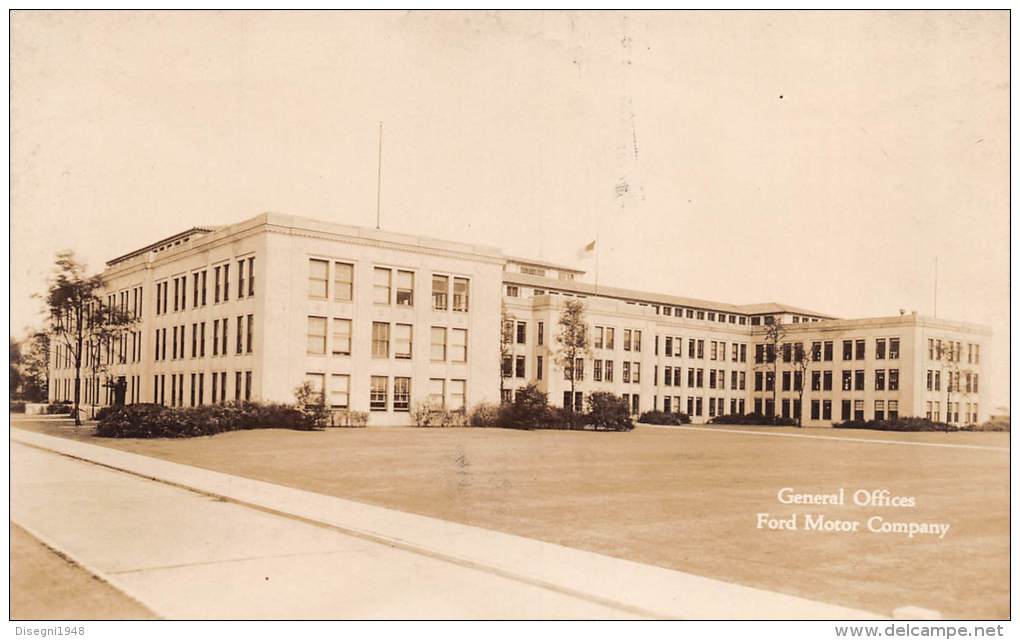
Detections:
49,213,991,427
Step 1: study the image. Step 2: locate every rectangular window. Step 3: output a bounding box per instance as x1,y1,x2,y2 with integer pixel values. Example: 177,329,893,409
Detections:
394,323,413,359
811,400,820,420
538,322,545,346
516,321,527,345
245,371,252,401
854,370,865,391
605,327,615,350
374,267,392,305
309,259,328,299
515,355,526,378
841,399,851,421
449,380,466,411
330,374,350,409
876,338,886,360
396,270,414,306
236,316,244,354
594,359,603,382
622,362,631,383
842,340,852,360
191,323,198,358
889,338,900,360
307,316,327,354
623,329,632,352
432,275,449,310
246,314,254,353
537,356,543,380
634,331,642,353
238,259,246,298
888,400,899,420
450,328,467,363
431,327,447,361
453,277,469,312
595,327,605,349
372,322,390,358
604,360,614,382
874,400,885,421
370,376,388,411
428,378,445,408
875,369,886,391
842,370,852,391
393,377,411,412
248,257,255,296
332,319,352,355
222,263,229,301
332,262,353,302
854,399,864,421
855,339,865,360
889,369,899,391
193,273,200,307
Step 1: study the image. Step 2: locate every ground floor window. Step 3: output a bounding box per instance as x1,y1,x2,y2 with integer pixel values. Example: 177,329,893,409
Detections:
370,376,388,411
393,377,410,412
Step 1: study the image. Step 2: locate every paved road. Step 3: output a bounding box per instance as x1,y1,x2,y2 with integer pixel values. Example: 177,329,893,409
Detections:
11,442,636,619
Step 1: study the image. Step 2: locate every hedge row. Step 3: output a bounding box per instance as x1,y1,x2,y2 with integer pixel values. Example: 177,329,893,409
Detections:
466,385,633,432
710,412,798,426
833,416,1001,432
637,411,691,426
95,401,317,438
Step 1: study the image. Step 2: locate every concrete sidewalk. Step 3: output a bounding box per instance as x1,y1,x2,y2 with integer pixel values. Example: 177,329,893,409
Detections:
11,428,883,620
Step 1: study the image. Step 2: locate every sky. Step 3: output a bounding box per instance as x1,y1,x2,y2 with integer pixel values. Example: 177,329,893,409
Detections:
10,10,1010,408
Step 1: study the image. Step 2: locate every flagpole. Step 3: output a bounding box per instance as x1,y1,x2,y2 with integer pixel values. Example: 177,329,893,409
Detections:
594,233,600,294
375,121,383,230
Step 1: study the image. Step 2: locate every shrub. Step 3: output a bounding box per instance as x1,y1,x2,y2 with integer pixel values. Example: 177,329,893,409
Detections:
587,392,633,431
328,409,368,428
294,382,330,428
95,400,316,438
11,401,26,414
45,403,73,415
637,410,690,426
966,418,1010,432
834,416,954,432
710,412,797,426
468,402,503,428
502,383,552,429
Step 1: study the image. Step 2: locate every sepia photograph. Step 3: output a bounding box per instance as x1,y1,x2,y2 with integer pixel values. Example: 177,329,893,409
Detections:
6,7,1012,632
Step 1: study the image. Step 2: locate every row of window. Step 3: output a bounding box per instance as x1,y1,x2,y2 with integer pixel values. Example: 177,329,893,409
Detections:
925,370,980,394
756,369,901,392
154,316,254,361
107,286,145,320
927,339,981,364
155,257,255,316
309,259,470,311
152,370,252,406
304,373,467,412
306,317,469,362
925,401,979,424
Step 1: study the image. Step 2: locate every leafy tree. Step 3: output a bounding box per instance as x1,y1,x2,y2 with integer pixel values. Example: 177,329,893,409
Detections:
553,299,591,414
9,337,23,398
20,331,50,401
43,251,136,426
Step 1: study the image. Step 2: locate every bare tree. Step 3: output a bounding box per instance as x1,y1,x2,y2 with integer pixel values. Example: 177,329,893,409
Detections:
791,341,812,427
935,340,965,432
499,301,515,403
553,299,591,415
43,251,135,426
755,317,786,419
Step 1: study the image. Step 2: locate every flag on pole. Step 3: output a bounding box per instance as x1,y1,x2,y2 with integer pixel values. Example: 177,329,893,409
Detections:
578,239,596,259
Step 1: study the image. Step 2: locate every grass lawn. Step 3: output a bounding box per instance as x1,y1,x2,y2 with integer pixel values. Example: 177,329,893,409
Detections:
9,523,157,620
13,418,1009,619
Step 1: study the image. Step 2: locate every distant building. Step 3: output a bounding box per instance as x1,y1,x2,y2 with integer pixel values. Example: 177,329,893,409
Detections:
49,213,990,427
